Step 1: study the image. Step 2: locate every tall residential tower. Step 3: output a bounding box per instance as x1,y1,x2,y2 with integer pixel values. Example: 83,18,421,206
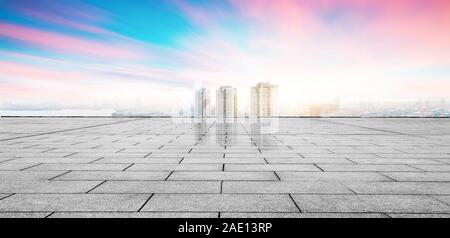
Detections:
251,83,278,117
194,88,211,117
216,86,237,117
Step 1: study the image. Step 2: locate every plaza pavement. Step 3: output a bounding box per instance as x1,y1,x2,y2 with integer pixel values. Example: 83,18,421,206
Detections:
0,117,449,218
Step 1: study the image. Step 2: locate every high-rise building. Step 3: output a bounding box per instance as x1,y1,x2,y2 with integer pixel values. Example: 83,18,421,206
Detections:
216,86,237,117
251,83,278,117
194,88,211,117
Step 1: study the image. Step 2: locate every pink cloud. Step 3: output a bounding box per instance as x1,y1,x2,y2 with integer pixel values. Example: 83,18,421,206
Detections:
229,0,450,45
0,61,82,81
0,84,33,97
172,0,211,27
230,0,321,38
367,0,450,49
0,22,141,59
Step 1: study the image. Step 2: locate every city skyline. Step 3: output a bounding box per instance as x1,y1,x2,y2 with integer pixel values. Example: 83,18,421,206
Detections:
194,83,279,118
0,0,450,116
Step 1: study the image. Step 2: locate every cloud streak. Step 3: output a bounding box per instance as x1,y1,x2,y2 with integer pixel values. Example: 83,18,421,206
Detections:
0,22,143,59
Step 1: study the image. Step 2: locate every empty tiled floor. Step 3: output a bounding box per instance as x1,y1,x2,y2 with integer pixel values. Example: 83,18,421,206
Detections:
0,117,449,218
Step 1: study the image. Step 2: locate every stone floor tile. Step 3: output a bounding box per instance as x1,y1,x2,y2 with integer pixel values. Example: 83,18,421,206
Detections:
292,194,450,213
128,163,222,171
222,181,353,194
168,171,278,181
142,194,298,212
0,171,66,181
0,163,41,171
221,212,389,218
0,180,102,193
344,182,450,195
55,171,170,181
0,194,151,212
380,172,450,182
431,195,450,205
387,213,450,218
91,181,221,193
49,212,218,218
277,172,392,181
27,163,131,171
317,164,421,172
225,164,321,172
409,165,450,172
0,212,51,218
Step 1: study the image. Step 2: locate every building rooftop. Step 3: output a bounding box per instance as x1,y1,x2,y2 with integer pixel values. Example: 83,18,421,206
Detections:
0,117,449,218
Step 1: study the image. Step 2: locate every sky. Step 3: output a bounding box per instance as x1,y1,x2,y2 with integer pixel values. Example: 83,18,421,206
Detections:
0,0,449,114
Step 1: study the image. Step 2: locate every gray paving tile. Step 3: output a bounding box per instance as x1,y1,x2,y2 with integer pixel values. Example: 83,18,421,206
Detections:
128,163,222,171
0,163,40,171
221,212,388,218
266,158,353,164
55,171,170,181
49,212,218,218
142,194,298,212
0,158,13,163
432,195,450,206
344,182,450,195
349,158,443,164
91,181,221,193
381,172,450,182
0,212,51,218
300,154,363,159
225,154,266,159
0,194,150,212
0,171,66,180
150,153,222,158
431,159,448,165
182,158,266,164
409,165,450,172
292,194,450,213
225,164,320,172
317,164,420,172
0,194,12,200
28,163,131,171
8,153,78,158
223,181,352,194
12,157,98,163
168,171,278,180
376,153,450,159
96,157,182,164
277,172,392,181
387,213,450,218
0,180,102,193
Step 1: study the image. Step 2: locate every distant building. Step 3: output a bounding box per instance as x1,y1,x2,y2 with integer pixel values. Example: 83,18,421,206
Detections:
216,86,237,117
251,83,278,117
308,99,340,117
194,88,211,117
